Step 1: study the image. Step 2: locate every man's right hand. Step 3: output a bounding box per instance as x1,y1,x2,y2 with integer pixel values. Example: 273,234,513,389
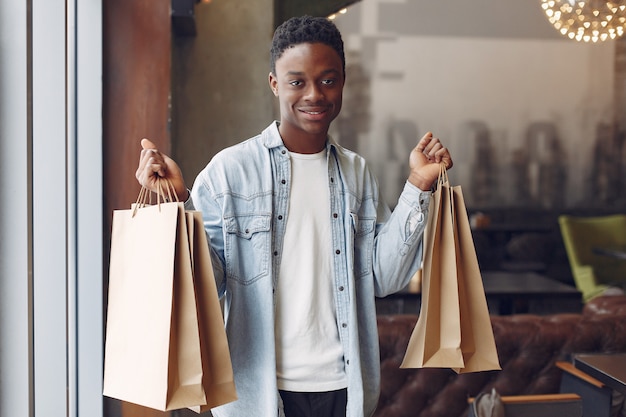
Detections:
135,138,189,201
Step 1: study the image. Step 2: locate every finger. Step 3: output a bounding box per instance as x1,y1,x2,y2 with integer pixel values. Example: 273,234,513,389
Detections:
137,152,166,184
415,132,433,152
423,139,443,161
138,148,158,175
434,148,453,169
419,134,444,156
138,138,158,169
136,158,159,183
147,155,166,178
141,138,157,150
139,139,167,172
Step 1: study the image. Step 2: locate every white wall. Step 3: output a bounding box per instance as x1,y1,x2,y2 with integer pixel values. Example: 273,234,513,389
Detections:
333,0,618,209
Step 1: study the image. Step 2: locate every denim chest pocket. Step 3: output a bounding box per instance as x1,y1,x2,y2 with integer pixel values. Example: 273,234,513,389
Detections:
223,214,271,284
350,213,376,278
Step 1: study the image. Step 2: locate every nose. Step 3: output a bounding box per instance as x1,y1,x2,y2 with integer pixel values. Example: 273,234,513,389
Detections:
304,83,324,101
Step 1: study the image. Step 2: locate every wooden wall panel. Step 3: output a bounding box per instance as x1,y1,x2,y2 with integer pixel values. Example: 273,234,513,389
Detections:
103,0,171,222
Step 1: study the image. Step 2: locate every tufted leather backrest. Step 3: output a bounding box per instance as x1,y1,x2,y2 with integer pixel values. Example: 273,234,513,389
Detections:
583,295,626,316
375,313,626,417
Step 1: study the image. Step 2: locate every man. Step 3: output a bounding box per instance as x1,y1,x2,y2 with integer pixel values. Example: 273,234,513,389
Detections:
136,15,452,417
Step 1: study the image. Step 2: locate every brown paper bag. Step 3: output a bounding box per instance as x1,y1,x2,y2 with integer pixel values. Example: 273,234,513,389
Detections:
451,185,501,373
185,210,238,412
104,183,237,411
401,165,500,373
104,200,206,411
401,165,464,369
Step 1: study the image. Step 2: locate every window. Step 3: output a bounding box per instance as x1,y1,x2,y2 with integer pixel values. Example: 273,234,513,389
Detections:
0,1,104,416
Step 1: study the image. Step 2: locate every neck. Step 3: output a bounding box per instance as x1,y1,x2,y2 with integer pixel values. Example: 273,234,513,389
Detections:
279,127,327,154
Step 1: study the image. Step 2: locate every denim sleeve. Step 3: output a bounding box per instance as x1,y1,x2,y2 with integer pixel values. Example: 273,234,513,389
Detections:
189,176,227,298
372,181,431,297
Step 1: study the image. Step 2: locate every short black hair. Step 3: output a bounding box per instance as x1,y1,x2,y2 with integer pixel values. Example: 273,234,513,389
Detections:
270,15,345,76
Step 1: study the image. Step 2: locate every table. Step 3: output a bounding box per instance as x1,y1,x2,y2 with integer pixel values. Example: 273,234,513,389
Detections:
377,271,582,315
574,353,626,396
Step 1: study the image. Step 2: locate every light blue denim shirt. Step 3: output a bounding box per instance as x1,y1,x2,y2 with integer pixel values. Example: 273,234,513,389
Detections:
186,122,430,417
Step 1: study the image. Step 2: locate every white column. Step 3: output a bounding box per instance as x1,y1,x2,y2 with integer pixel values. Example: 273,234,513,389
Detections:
0,0,33,415
0,0,103,416
75,1,104,415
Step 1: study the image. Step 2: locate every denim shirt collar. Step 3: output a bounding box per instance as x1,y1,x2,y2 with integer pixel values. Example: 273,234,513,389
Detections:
262,120,339,155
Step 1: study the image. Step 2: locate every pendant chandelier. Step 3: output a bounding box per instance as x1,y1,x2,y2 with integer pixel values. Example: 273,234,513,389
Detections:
540,0,626,42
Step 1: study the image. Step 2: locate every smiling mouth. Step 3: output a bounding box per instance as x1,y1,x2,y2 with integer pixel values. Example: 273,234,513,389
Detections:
300,108,327,115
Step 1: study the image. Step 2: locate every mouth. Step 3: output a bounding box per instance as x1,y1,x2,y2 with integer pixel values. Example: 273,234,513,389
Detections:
298,107,330,119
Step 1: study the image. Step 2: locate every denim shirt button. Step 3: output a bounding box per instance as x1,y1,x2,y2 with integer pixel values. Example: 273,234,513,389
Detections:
341,323,347,328
335,249,341,255
273,251,278,256
338,286,344,291
333,213,338,218
278,215,283,220
281,179,286,185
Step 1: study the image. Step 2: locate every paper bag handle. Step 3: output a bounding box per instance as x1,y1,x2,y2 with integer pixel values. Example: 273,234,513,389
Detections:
435,162,449,188
132,178,178,217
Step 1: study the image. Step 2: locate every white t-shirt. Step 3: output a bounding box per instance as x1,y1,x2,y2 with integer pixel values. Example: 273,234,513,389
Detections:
274,149,347,392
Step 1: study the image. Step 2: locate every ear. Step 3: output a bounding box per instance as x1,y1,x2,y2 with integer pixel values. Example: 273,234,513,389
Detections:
268,72,279,97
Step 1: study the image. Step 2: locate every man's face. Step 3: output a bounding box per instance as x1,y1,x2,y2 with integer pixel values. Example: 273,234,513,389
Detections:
269,42,344,152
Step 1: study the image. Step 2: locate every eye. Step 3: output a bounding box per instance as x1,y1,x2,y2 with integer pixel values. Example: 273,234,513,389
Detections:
289,80,302,87
322,79,335,85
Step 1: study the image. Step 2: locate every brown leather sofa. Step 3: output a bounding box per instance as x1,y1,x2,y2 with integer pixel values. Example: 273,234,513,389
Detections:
375,296,626,417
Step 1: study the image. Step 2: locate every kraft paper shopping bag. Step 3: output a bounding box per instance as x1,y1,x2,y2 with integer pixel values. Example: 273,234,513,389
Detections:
452,187,501,373
185,210,238,412
401,164,500,373
401,165,464,369
104,200,207,411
